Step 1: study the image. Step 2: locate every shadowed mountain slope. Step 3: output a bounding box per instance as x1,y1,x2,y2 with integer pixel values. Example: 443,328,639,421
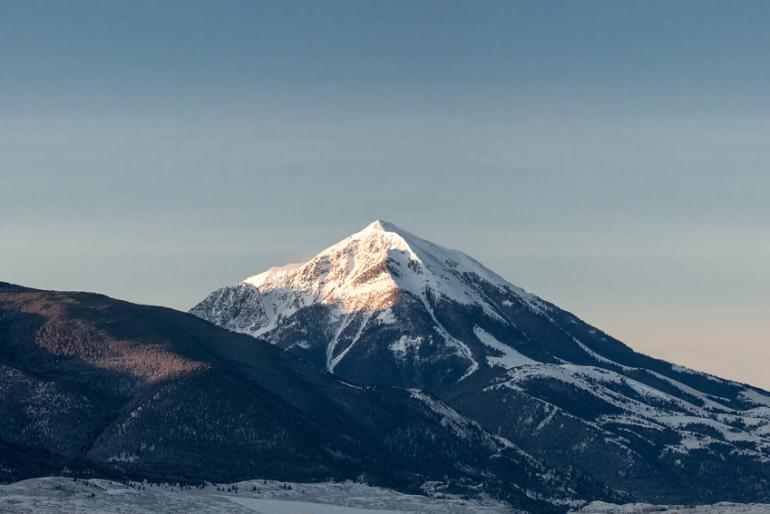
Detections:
0,281,619,513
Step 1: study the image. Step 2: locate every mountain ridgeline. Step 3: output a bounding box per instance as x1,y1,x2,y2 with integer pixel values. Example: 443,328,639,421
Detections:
193,220,770,504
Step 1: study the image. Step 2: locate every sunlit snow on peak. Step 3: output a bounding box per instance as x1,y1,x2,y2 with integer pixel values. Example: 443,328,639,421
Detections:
198,221,550,378
235,221,547,345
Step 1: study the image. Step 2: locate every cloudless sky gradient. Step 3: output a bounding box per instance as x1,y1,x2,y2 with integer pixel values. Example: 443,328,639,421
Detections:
2,1,770,386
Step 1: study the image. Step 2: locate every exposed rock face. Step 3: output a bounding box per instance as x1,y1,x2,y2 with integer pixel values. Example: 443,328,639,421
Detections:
193,220,770,504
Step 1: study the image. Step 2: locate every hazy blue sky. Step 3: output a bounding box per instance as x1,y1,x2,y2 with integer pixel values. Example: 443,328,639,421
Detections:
2,1,769,386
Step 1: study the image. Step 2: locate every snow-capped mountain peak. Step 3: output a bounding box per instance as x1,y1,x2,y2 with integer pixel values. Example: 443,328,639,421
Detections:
193,220,552,378
243,219,538,318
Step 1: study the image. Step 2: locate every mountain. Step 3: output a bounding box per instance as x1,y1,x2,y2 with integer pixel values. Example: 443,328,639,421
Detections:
0,281,617,513
193,220,770,504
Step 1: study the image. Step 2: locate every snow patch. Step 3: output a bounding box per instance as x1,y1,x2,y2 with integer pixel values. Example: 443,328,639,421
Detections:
473,326,535,368
389,335,423,358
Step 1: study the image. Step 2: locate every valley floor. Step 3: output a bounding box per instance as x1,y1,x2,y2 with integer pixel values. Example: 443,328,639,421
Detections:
3,477,770,514
572,501,770,513
0,477,514,514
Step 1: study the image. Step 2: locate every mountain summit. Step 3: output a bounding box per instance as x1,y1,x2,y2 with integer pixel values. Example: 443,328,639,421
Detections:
193,220,547,386
193,221,770,504
243,219,541,330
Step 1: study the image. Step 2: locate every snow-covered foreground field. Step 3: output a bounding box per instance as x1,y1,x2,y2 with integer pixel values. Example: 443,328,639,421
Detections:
572,501,770,513
3,478,770,514
0,477,515,513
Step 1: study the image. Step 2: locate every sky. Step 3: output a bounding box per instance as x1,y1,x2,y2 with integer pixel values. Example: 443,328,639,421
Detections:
2,1,769,387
